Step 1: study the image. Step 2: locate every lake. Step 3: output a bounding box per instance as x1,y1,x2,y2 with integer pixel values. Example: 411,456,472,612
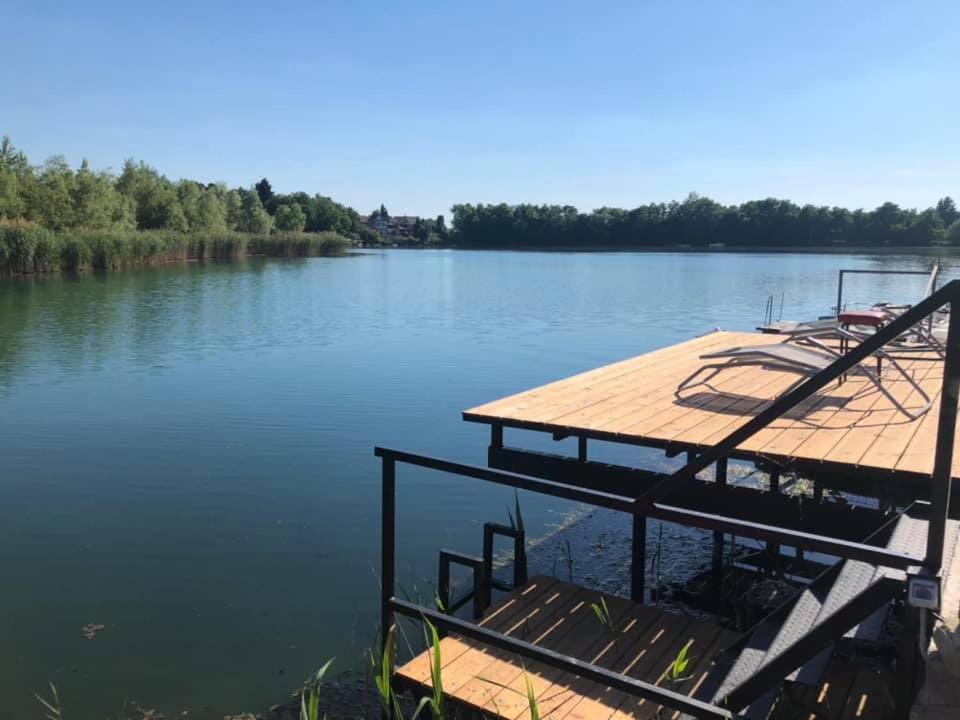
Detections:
0,249,952,717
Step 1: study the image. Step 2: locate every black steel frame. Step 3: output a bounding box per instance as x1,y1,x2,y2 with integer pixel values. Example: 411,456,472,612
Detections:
437,549,486,618
378,278,960,718
834,265,939,317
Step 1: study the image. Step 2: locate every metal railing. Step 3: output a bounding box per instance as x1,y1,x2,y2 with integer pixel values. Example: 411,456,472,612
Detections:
377,278,959,718
376,448,736,720
646,278,959,574
834,263,939,316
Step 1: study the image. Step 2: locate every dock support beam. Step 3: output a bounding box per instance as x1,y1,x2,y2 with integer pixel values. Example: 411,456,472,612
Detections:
491,424,503,451
578,436,588,462
380,455,396,720
767,470,781,576
632,514,646,602
712,458,727,582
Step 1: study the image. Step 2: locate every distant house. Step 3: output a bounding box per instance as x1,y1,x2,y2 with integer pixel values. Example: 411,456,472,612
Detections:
364,212,419,243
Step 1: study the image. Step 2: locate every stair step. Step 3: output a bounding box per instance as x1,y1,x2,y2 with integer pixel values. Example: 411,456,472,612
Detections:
844,604,888,645
715,511,924,710
741,687,779,720
712,620,779,703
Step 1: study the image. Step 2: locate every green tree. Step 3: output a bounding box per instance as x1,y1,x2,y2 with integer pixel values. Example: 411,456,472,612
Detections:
946,220,960,245
176,180,203,230
238,189,273,234
35,155,77,230
224,189,243,230
72,160,130,229
936,197,959,228
195,189,228,232
0,169,23,220
275,203,306,232
255,178,274,210
0,136,28,174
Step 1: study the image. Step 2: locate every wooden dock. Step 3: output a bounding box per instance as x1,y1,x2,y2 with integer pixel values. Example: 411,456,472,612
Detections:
395,576,895,719
464,331,952,485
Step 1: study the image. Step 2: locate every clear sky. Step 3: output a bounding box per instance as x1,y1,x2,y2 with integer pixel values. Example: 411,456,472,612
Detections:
3,0,957,218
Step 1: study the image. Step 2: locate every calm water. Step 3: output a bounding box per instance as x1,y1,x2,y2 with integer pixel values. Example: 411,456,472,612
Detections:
0,249,952,716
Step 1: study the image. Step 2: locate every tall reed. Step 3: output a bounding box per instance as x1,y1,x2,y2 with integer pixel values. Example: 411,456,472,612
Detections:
0,227,350,275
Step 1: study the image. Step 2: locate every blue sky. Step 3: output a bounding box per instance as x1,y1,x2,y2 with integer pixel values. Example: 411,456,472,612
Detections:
2,1,958,218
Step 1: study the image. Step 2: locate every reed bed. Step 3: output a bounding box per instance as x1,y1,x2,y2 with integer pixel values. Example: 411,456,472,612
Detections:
0,226,350,275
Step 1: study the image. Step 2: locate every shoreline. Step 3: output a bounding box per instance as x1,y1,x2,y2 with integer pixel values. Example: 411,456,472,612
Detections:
387,243,956,255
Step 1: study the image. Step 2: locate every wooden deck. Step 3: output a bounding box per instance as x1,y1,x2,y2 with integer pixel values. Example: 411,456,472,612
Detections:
395,576,740,720
394,576,895,719
464,331,954,483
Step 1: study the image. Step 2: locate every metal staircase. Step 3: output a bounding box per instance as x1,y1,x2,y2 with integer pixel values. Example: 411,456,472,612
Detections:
701,510,960,717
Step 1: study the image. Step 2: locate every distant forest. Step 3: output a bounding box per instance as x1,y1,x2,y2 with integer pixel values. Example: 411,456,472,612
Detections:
4,134,959,250
451,194,960,248
0,136,378,243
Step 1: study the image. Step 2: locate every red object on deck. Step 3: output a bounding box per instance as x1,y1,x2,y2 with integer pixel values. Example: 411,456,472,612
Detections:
838,310,887,327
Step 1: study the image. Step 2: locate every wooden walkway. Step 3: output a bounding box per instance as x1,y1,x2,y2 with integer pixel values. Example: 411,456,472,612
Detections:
396,576,739,720
395,576,895,719
464,331,953,483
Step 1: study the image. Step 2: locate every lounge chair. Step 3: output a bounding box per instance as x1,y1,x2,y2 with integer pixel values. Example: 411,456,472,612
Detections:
780,309,944,358
677,339,933,420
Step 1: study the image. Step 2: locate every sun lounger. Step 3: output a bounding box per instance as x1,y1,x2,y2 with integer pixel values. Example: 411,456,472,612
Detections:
677,340,932,420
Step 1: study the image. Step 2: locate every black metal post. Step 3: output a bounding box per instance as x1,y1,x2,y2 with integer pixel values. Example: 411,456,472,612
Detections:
380,456,396,658
491,423,503,450
578,436,588,462
768,470,781,576
631,513,646,602
836,270,844,317
712,458,727,582
926,306,960,572
894,604,923,720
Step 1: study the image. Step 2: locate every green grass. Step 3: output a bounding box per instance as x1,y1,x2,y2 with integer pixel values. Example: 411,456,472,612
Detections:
0,226,350,275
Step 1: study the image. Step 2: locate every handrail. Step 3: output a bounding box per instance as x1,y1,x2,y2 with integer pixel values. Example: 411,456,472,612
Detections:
647,279,958,495
834,264,939,316
645,278,960,573
374,447,923,569
390,597,734,719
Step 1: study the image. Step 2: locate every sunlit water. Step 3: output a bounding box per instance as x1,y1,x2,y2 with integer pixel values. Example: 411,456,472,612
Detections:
0,249,953,716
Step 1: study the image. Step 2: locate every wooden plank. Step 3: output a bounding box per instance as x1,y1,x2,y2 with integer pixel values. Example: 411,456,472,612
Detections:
609,619,728,720
560,610,694,720
396,576,560,685
467,333,738,420
574,364,760,436
465,329,959,480
450,585,596,714
839,667,893,720
659,367,806,449
497,591,667,719
826,357,941,468
506,335,755,428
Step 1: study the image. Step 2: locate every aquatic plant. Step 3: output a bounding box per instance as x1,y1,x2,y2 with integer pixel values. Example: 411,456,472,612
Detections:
665,640,695,684
412,619,445,720
34,682,63,720
552,538,574,583
523,672,541,720
0,226,350,275
301,658,335,720
589,596,614,633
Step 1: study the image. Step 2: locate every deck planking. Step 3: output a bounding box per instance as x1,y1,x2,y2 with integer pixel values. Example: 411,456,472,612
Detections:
464,331,955,482
394,577,739,720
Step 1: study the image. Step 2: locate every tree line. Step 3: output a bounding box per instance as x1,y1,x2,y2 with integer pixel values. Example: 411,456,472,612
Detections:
0,136,376,243
450,194,960,248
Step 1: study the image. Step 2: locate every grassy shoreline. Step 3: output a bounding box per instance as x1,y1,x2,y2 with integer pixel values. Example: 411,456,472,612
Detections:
0,226,351,275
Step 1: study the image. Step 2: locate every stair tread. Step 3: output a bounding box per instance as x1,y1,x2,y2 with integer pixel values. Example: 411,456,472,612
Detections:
716,510,950,710
712,620,779,703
